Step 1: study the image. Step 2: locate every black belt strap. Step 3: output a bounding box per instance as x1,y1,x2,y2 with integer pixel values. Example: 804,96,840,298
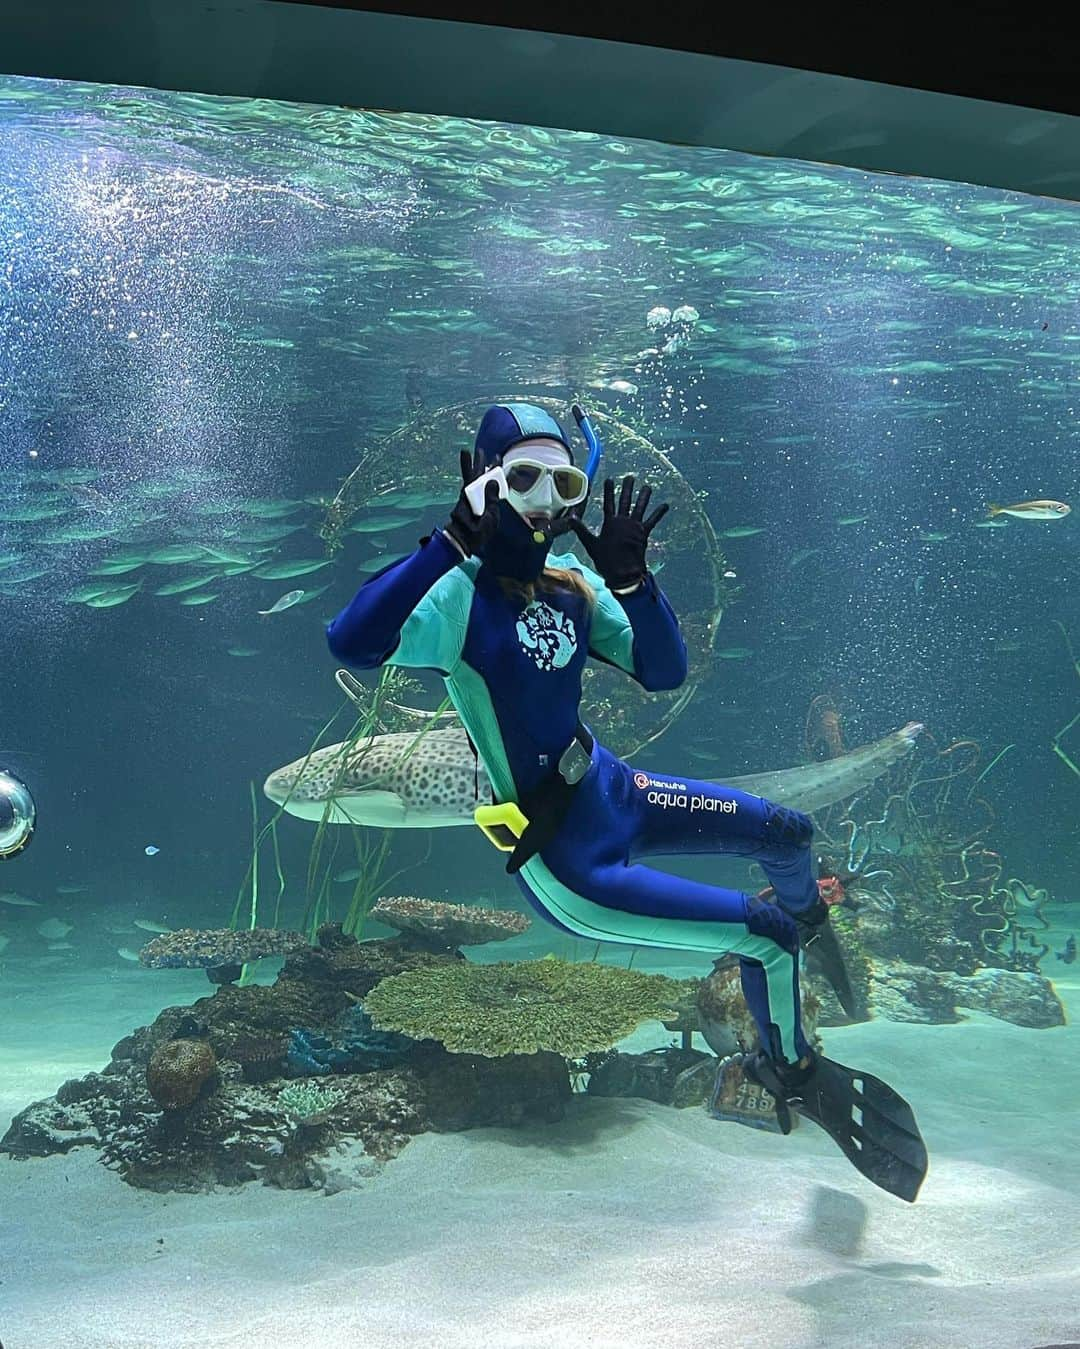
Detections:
505,721,593,875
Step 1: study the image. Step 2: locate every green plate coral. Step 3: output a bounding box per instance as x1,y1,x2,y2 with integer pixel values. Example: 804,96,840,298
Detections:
363,957,685,1058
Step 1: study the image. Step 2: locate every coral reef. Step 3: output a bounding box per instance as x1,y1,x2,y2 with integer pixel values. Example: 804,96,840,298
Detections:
279,929,457,1002
587,1047,715,1108
808,729,1063,985
278,1081,346,1122
222,1032,287,1083
368,896,531,949
696,959,822,1056
145,1037,218,1111
363,958,685,1057
139,927,309,984
0,937,644,1191
659,980,707,1051
866,960,1065,1028
588,963,826,1127
1,876,1064,1194
285,1005,415,1077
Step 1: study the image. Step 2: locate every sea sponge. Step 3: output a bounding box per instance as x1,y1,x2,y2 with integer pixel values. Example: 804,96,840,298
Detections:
363,957,684,1058
145,1038,218,1110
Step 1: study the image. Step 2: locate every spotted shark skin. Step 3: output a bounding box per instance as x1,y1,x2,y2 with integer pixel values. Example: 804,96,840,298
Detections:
264,728,495,827
264,722,924,828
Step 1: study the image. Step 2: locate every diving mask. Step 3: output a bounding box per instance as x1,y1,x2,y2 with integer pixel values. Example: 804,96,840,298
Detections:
503,441,589,515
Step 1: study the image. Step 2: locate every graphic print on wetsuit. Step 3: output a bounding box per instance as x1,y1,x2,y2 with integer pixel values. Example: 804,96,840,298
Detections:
515,599,578,671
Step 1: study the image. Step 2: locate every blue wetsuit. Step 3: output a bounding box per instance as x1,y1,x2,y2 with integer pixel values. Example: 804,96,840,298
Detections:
328,528,818,1062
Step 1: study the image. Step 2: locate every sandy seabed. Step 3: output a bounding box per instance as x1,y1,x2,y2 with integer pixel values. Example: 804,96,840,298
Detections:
1,962,1078,1349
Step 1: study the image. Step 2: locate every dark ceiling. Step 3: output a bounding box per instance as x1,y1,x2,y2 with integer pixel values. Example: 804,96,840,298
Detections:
279,1,1080,121
2,1,1079,202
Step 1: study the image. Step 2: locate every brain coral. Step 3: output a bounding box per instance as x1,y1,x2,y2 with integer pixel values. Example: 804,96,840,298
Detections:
145,1038,218,1110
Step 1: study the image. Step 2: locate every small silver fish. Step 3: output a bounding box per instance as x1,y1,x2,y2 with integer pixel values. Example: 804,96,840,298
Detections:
258,588,305,616
144,845,160,856
987,499,1070,521
133,919,172,934
37,918,74,940
66,482,113,513
253,559,331,580
117,947,142,962
0,891,41,907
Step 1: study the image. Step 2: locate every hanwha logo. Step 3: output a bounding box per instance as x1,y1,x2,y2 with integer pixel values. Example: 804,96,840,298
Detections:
633,772,649,789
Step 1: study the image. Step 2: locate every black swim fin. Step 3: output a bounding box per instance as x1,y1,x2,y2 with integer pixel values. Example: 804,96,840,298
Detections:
754,880,859,1018
744,1050,929,1202
798,915,858,1019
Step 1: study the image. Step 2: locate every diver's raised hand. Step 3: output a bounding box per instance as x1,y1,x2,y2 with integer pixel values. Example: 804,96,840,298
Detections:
562,475,669,592
444,449,502,557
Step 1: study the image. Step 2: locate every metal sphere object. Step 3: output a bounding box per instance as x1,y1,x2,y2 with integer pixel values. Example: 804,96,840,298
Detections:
0,769,35,859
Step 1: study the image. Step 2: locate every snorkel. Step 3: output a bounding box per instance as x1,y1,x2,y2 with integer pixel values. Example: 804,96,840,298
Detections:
525,404,603,541
572,403,604,490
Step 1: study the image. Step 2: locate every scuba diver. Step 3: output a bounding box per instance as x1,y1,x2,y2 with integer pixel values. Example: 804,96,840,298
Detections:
327,401,928,1201
0,768,35,859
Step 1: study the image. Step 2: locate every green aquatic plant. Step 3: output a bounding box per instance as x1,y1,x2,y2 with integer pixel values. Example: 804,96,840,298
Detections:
363,957,685,1058
229,699,347,938
1051,621,1080,780
297,668,439,940
229,665,435,948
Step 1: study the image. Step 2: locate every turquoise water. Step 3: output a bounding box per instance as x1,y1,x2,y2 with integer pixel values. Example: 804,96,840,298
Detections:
1,72,1079,1348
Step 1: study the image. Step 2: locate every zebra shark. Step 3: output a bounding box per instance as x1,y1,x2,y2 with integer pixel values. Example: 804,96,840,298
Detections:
264,721,924,828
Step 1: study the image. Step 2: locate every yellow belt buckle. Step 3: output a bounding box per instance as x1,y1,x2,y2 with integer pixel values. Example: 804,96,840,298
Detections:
474,802,529,852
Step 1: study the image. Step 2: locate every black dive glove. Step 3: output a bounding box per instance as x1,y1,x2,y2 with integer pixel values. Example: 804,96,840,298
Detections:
563,475,669,592
443,448,502,557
